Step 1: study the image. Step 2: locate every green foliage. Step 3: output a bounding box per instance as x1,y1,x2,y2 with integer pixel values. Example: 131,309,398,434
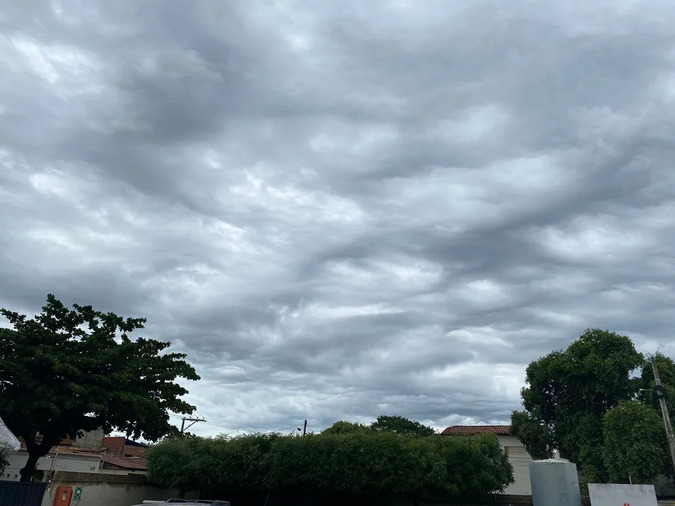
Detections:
0,294,200,481
268,432,443,497
370,415,436,438
511,328,644,480
436,434,513,497
510,410,553,460
212,433,280,492
143,436,206,490
602,400,668,484
322,421,373,435
147,430,513,500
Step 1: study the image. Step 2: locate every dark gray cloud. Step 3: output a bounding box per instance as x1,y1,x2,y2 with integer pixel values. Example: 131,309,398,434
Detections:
2,0,675,435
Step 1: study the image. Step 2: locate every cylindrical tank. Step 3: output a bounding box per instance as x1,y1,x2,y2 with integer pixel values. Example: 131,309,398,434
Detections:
530,458,582,506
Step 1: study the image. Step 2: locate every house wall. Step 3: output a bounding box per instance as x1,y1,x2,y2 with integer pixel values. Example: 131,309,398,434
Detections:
101,436,125,456
3,451,102,481
40,471,188,506
497,435,533,496
497,435,523,447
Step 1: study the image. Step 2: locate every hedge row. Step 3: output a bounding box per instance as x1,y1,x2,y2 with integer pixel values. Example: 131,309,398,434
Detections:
146,431,513,499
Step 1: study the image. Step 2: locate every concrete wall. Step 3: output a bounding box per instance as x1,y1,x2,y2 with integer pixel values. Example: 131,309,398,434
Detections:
75,428,105,448
40,471,187,506
588,483,658,506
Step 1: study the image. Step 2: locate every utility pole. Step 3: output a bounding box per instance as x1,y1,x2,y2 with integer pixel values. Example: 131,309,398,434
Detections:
181,416,206,434
651,356,675,473
302,419,307,436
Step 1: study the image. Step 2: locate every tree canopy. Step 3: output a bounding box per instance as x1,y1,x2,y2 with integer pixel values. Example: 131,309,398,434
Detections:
0,294,200,481
322,416,436,438
602,400,669,484
512,328,674,483
322,421,373,435
370,415,436,437
146,429,513,501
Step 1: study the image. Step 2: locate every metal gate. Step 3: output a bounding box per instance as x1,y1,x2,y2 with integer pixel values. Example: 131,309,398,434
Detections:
0,481,46,506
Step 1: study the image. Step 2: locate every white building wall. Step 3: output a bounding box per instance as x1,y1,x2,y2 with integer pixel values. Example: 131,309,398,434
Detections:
3,451,102,481
497,435,523,447
497,434,533,495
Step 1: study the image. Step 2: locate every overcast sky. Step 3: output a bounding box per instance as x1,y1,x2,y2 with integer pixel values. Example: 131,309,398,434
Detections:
2,0,675,437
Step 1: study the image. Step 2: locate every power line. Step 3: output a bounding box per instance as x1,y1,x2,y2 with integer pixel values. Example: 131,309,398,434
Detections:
181,416,206,434
169,413,312,435
170,413,243,432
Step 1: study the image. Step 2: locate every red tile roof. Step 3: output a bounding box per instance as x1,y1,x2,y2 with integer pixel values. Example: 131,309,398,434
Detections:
101,455,147,471
18,441,106,454
441,425,511,436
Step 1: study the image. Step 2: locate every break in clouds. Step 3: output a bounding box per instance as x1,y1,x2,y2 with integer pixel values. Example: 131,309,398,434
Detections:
2,0,675,435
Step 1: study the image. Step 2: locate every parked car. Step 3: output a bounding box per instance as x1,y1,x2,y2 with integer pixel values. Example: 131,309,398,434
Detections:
131,500,230,506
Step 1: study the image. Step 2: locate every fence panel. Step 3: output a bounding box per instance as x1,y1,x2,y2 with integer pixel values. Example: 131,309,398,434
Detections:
0,481,46,506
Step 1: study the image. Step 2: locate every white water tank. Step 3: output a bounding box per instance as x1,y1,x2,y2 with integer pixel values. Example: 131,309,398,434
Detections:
530,458,582,506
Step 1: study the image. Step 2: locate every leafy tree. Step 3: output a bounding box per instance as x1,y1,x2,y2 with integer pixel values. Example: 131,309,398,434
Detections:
511,329,643,481
510,410,553,460
602,400,668,484
0,294,200,481
436,433,513,496
322,421,373,435
370,415,436,438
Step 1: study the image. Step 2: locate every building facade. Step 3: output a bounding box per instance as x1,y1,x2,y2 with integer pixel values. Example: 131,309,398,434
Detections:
4,431,149,482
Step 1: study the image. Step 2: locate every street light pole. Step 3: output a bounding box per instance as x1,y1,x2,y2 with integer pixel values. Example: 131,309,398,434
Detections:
651,356,675,473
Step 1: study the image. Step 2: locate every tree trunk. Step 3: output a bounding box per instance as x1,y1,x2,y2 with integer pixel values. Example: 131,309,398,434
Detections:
19,432,54,482
19,452,40,482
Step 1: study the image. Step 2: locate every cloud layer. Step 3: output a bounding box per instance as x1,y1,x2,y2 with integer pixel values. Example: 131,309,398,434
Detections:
2,0,675,435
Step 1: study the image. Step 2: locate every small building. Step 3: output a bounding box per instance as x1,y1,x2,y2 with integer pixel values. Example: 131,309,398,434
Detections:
4,431,149,481
440,424,533,496
3,447,104,482
102,436,149,458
